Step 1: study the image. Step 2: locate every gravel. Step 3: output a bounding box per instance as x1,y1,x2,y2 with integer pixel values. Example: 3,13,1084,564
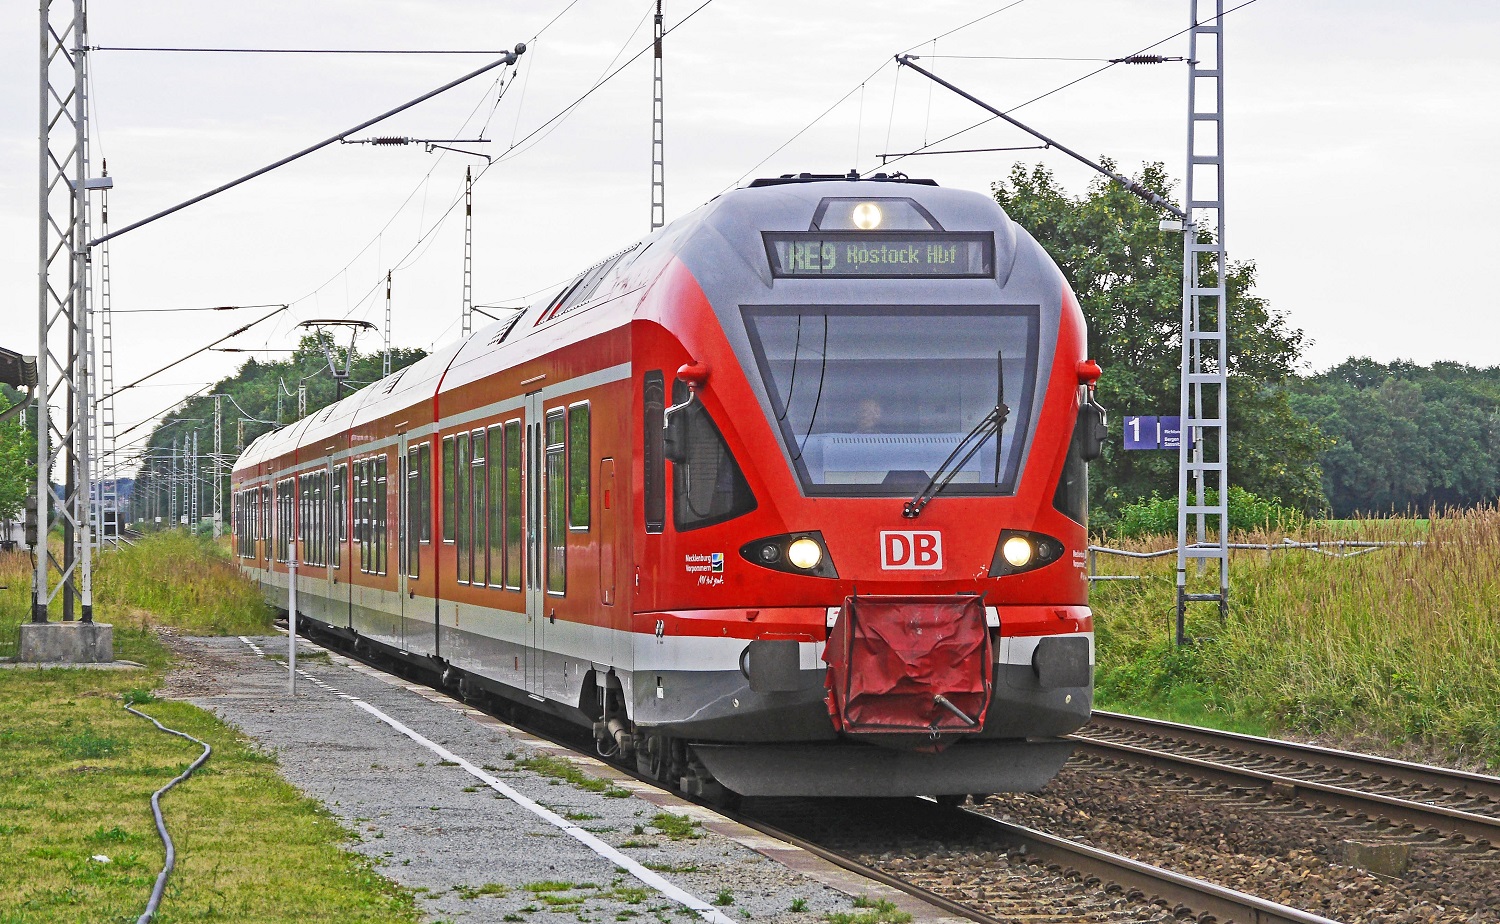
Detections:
162,634,868,924
978,757,1500,923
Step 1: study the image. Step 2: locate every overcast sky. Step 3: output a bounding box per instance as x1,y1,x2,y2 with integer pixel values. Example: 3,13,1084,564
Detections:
2,0,1497,468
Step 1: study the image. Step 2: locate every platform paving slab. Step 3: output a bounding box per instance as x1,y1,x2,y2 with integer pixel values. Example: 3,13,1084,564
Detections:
164,634,966,924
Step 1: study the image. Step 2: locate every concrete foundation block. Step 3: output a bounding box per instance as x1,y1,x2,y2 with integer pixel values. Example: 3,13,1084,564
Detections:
17,621,114,664
1338,840,1411,878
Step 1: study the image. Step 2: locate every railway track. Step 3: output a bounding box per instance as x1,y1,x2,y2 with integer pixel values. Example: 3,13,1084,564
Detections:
744,797,1345,924
1075,711,1500,845
304,627,1345,924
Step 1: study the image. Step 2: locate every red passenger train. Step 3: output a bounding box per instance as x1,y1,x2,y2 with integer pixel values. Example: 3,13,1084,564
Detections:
231,174,1107,798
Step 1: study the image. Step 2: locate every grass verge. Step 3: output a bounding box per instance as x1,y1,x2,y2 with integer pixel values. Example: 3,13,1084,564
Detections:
0,535,419,923
1091,508,1500,769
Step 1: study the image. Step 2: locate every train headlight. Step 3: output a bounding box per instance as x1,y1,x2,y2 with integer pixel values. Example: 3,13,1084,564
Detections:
787,538,823,570
851,201,883,230
989,530,1063,577
1002,536,1034,567
740,532,839,579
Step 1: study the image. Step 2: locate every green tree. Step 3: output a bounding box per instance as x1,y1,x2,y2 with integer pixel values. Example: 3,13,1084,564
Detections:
1290,358,1500,515
132,337,427,524
992,162,1328,523
0,386,38,523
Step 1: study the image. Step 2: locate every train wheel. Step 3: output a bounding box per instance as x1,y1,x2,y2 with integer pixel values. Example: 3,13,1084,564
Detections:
635,733,685,785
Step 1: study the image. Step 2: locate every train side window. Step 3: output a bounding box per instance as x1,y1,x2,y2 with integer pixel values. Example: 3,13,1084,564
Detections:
333,463,346,569
568,402,590,530
442,435,456,543
354,460,367,573
405,446,420,579
643,371,665,533
503,420,522,589
298,474,310,565
262,486,271,562
417,442,432,543
472,428,489,586
667,381,757,531
487,424,505,587
545,409,567,594
456,432,471,584
375,455,389,576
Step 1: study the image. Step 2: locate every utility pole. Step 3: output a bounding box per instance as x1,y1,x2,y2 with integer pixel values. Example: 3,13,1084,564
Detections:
461,168,473,338
650,0,665,230
1173,0,1231,642
297,382,306,419
35,0,106,623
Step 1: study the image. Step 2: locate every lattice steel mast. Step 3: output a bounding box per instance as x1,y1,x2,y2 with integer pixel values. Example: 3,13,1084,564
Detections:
213,394,223,537
650,0,665,230
35,0,99,621
461,168,473,338
383,270,393,377
94,161,116,545
1174,0,1231,641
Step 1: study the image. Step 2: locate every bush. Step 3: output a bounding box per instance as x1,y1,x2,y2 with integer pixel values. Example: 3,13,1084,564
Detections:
1110,486,1304,539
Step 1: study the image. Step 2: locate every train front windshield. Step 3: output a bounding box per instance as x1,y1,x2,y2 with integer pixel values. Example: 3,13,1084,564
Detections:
742,305,1040,496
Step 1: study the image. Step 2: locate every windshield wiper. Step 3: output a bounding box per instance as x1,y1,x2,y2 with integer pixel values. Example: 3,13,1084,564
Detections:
903,350,1009,519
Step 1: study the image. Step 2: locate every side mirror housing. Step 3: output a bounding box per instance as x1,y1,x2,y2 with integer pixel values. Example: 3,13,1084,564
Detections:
1078,401,1107,462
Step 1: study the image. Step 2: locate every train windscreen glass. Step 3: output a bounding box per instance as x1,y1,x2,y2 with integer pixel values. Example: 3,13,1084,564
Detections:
763,232,993,278
742,305,1039,495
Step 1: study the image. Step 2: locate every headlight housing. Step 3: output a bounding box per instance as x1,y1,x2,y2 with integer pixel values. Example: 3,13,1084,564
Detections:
740,532,839,579
989,529,1064,577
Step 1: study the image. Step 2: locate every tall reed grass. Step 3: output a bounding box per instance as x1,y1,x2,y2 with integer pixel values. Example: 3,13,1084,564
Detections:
0,531,272,657
1092,508,1500,768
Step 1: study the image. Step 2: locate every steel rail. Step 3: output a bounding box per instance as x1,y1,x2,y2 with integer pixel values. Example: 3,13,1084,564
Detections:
1071,736,1500,844
721,809,1004,924
1087,711,1500,803
957,809,1344,924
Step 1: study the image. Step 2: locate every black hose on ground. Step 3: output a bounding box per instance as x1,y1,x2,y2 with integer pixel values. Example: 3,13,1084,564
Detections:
124,697,212,924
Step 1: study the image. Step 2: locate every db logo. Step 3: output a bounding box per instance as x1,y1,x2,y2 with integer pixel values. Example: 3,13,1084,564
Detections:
880,531,943,570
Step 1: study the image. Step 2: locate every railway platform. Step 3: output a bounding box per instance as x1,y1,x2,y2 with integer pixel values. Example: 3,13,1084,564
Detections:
164,634,967,924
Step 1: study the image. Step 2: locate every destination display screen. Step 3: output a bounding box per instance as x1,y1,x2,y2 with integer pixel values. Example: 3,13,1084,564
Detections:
763,231,994,279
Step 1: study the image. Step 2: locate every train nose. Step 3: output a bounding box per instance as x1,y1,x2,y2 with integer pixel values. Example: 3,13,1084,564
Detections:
823,593,993,751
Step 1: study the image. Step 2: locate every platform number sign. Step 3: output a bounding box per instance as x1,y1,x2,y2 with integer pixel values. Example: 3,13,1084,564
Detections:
1159,417,1182,450
1123,416,1182,451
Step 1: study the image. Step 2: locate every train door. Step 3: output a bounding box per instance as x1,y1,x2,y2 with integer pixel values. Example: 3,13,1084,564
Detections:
324,462,336,613
396,433,410,644
524,390,546,698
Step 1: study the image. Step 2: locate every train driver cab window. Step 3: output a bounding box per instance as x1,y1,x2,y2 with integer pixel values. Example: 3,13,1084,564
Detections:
643,372,666,534
742,305,1040,497
664,380,756,531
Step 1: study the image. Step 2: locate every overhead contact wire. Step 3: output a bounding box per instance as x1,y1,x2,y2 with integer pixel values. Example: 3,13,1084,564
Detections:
871,0,1263,174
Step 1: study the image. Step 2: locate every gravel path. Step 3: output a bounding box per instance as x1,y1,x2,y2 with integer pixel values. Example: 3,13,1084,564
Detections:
162,634,890,924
